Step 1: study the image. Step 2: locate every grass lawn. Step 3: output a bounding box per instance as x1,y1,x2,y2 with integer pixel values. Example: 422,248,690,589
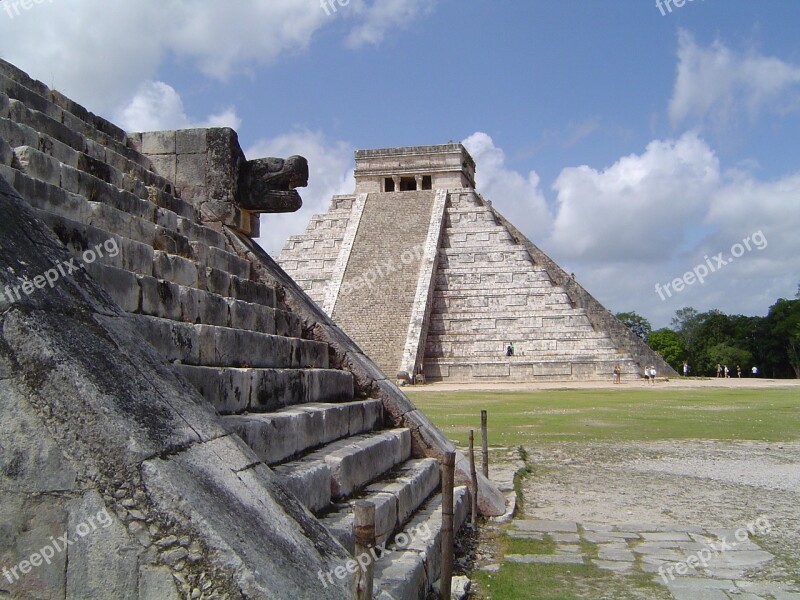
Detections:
404,386,800,447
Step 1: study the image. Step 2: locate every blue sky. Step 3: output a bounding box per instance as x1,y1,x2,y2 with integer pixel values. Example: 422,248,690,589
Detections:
2,0,799,327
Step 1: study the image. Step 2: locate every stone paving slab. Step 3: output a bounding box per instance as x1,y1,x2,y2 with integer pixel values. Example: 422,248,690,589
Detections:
504,517,799,600
506,553,585,565
593,559,634,574
511,519,579,533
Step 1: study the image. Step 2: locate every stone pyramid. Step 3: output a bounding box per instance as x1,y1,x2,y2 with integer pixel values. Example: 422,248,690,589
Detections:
278,144,675,382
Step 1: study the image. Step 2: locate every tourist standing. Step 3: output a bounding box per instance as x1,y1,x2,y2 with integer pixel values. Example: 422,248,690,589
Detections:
613,364,621,384
752,365,759,377
737,365,742,378
683,362,689,377
724,365,730,378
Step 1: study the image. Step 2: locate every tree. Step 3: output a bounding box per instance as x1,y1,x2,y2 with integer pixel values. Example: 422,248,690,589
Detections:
762,298,800,378
615,311,652,341
671,307,713,371
703,342,752,376
647,329,686,371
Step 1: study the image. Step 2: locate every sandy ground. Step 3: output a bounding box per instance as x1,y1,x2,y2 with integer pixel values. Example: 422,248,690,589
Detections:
416,377,800,393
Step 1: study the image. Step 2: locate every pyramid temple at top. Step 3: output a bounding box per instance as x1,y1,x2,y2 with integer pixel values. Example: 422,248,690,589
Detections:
278,144,674,382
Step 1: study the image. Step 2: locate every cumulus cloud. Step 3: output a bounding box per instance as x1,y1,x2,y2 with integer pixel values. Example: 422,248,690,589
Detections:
245,130,355,256
547,132,720,262
462,132,553,240
669,30,800,131
114,81,241,132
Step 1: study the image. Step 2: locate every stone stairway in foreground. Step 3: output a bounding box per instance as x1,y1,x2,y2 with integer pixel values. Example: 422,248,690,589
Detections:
0,59,471,599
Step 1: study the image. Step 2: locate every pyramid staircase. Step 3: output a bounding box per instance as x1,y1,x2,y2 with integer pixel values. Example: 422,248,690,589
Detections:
0,59,471,599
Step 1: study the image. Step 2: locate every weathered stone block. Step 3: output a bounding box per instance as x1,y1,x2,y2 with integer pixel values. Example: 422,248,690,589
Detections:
84,262,141,313
138,565,181,600
152,251,198,288
14,145,60,185
141,131,176,156
175,128,208,155
271,461,332,514
65,491,139,600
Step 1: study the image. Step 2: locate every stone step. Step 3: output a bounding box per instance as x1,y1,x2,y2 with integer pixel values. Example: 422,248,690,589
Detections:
83,262,297,336
17,155,250,278
426,343,619,359
425,359,636,381
272,429,412,513
373,486,470,600
430,308,594,321
427,352,629,365
431,297,580,312
31,207,269,308
131,314,328,369
319,458,440,552
279,247,341,262
7,144,198,238
175,365,355,415
0,73,151,170
222,399,384,465
426,330,613,343
435,263,546,276
4,104,173,197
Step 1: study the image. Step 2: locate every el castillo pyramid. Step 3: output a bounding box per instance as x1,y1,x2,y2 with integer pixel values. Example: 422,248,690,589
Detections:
279,144,674,382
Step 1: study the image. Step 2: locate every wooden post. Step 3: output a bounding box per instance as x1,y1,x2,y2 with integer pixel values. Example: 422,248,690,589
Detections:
352,500,375,600
440,451,455,600
481,410,489,479
469,430,478,528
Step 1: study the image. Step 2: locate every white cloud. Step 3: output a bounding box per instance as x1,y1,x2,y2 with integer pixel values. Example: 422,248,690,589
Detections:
669,30,800,131
345,0,435,48
547,132,720,262
114,81,241,133
462,132,553,240
245,130,354,256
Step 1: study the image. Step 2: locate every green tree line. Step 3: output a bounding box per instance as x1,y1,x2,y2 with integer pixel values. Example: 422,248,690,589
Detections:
616,286,800,378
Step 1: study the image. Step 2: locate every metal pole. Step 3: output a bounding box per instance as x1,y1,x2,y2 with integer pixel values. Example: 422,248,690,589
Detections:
440,451,455,600
352,500,375,600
